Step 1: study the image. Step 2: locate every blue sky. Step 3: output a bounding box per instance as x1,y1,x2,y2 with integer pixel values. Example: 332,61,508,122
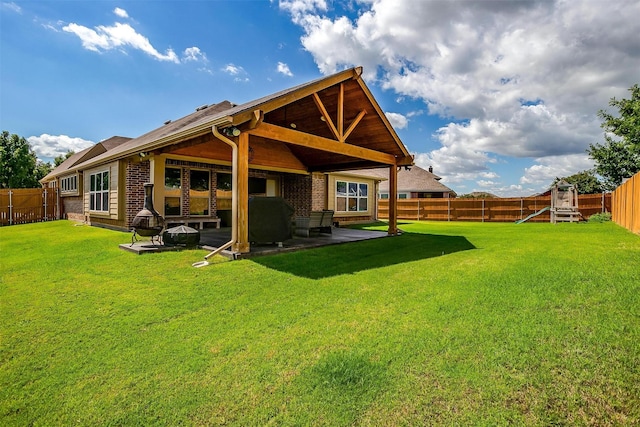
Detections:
1,0,639,196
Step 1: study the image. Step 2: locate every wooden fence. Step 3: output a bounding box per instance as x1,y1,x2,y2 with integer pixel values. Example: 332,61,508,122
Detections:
378,193,611,223
612,172,639,234
0,188,59,226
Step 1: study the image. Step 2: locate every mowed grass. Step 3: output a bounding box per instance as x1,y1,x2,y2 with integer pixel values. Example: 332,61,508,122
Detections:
1,220,639,425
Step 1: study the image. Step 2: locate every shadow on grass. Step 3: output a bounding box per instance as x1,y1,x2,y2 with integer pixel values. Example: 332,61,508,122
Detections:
251,232,476,279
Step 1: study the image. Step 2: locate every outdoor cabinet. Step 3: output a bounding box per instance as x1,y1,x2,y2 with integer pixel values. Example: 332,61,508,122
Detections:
248,197,294,244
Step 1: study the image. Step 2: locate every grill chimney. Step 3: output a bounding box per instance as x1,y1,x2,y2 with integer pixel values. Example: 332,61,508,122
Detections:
131,183,165,243
428,165,433,173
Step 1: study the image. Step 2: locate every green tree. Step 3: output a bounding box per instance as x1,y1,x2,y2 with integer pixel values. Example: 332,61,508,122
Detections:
54,151,74,167
35,160,53,182
588,84,640,190
0,131,40,188
552,170,604,194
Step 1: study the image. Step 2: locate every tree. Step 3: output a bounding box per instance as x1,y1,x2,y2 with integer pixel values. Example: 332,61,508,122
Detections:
588,84,640,190
54,151,74,167
35,160,53,182
0,131,41,188
552,170,604,194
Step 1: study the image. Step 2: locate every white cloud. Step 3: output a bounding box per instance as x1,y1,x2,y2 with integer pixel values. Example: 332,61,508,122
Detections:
223,64,249,82
279,0,327,23
2,2,21,13
385,112,408,130
281,0,640,187
223,64,242,75
27,134,95,161
113,7,129,19
520,154,595,187
277,61,294,77
183,46,207,62
62,22,179,63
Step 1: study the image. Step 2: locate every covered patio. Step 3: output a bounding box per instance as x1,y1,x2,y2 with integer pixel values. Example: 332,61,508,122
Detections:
198,226,389,259
121,225,390,259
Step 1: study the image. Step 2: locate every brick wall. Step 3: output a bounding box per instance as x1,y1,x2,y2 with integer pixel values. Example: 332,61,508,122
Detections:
283,174,312,217
63,196,84,222
181,167,190,217
311,172,327,211
125,160,150,228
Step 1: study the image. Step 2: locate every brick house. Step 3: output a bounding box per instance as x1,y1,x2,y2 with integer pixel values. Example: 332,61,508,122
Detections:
346,165,456,200
41,67,413,254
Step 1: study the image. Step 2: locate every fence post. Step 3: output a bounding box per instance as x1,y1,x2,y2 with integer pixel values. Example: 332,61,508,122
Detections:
601,192,605,213
447,197,451,222
8,190,13,225
520,198,523,220
43,188,48,222
417,199,420,221
482,199,485,223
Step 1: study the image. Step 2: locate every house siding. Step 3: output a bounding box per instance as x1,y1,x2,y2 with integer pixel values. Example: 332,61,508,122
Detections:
83,161,123,228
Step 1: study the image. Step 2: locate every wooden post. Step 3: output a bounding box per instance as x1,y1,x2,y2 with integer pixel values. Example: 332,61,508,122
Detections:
234,132,250,253
388,164,397,235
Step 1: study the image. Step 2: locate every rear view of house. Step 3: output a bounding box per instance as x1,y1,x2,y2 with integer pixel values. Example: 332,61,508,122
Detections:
41,67,414,254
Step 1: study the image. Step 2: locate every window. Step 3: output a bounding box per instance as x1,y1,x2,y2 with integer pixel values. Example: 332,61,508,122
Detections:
89,171,109,212
60,175,77,193
189,170,210,216
164,167,181,216
336,180,368,212
398,193,408,199
379,193,389,199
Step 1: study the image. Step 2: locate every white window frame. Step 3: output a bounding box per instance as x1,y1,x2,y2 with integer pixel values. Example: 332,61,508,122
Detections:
60,175,78,194
89,170,109,212
336,180,369,213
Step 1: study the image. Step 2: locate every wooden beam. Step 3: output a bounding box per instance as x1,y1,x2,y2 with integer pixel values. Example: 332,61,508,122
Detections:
354,76,413,160
230,68,361,126
249,109,264,130
312,93,340,140
234,132,250,253
247,122,396,165
342,110,367,142
338,83,344,140
309,160,383,172
388,165,398,235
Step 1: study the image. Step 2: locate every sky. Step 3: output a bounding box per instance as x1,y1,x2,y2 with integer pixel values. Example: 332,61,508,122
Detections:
1,0,639,197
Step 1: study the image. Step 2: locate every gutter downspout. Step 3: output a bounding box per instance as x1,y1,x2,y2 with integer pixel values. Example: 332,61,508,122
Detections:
193,126,238,265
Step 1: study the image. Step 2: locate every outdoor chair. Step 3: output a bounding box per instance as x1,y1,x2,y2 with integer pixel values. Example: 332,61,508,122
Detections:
295,210,334,237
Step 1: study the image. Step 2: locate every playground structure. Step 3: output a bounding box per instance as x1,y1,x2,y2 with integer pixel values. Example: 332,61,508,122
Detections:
515,180,582,224
515,206,551,224
550,180,581,223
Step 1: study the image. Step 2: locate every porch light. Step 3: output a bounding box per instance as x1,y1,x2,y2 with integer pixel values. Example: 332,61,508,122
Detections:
223,126,241,137
290,123,297,129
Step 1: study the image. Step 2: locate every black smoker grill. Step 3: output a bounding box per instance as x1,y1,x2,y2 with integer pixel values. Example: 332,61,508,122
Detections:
131,183,165,245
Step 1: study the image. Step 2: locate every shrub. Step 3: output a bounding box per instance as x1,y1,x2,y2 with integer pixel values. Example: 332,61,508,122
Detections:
588,212,612,222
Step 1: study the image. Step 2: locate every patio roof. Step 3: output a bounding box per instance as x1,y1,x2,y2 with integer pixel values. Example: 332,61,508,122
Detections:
64,67,413,176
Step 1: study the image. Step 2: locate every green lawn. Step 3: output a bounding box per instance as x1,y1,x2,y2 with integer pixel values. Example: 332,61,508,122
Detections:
1,220,639,425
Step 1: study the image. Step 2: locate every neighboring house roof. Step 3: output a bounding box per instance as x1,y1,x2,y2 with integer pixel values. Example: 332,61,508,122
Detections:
42,136,132,181
44,67,412,180
346,165,456,195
